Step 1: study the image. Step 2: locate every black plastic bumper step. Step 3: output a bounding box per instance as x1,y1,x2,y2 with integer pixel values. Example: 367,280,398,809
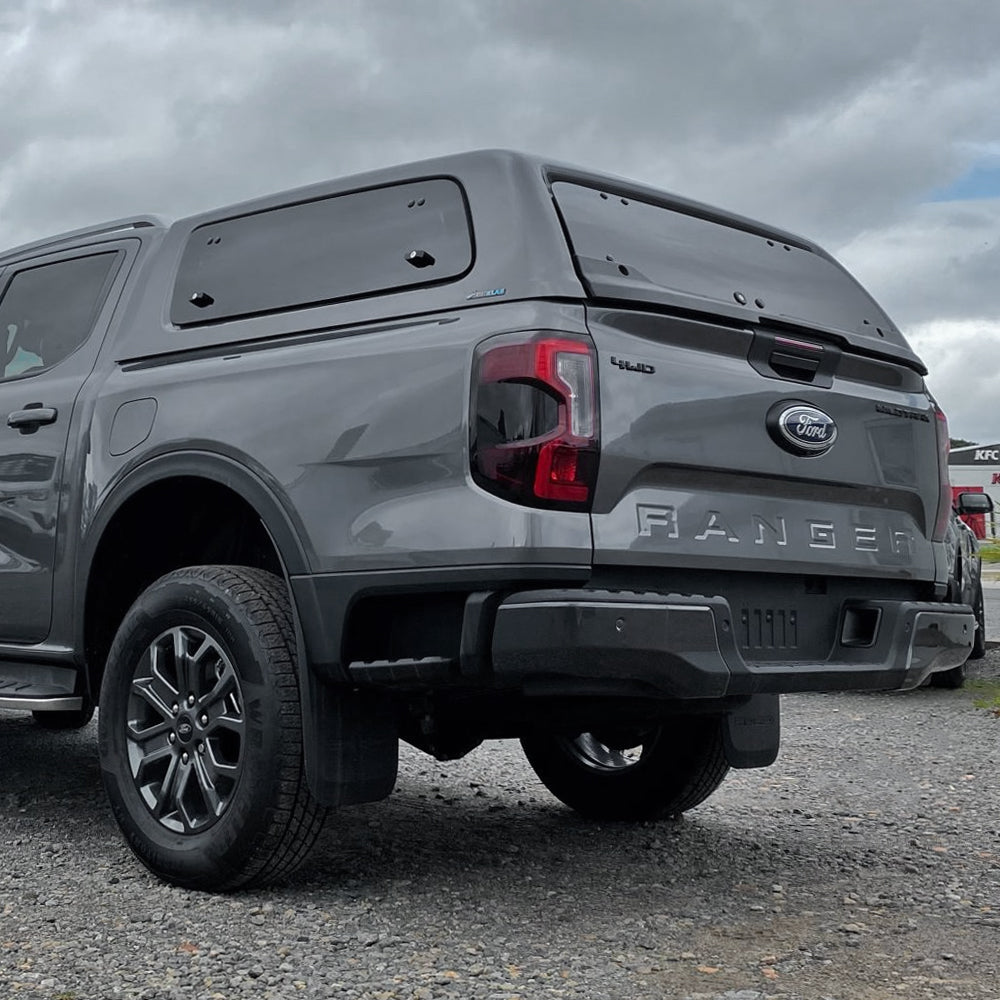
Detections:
347,656,456,685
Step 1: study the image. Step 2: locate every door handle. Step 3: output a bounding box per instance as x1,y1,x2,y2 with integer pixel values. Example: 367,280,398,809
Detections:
7,405,58,433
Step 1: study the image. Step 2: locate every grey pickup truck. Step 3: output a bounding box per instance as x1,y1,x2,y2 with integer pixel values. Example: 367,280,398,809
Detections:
0,150,974,889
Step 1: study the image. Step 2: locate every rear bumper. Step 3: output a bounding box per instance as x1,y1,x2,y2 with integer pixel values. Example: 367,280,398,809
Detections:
490,589,975,697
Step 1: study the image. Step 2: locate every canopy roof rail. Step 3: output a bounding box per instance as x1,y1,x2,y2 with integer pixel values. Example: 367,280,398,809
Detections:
0,215,169,264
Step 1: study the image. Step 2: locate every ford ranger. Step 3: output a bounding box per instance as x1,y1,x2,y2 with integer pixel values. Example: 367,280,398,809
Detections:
0,151,974,889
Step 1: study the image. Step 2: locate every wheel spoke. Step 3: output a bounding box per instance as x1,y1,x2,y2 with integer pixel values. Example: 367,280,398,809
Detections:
208,712,244,739
204,738,240,775
580,734,617,767
129,677,175,726
149,640,180,700
150,753,182,821
127,716,173,743
172,764,201,831
199,661,239,714
192,754,224,816
133,740,174,784
190,632,214,668
172,627,195,699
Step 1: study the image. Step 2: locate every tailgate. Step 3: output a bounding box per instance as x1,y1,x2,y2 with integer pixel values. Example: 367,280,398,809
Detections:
586,306,939,581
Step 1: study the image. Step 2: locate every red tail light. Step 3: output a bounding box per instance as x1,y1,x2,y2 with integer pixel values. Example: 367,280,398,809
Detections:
932,402,951,543
470,333,599,510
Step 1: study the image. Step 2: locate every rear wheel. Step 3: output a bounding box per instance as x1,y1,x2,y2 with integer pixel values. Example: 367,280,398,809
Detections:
98,565,327,891
970,582,987,661
521,717,729,821
929,659,967,689
930,581,984,688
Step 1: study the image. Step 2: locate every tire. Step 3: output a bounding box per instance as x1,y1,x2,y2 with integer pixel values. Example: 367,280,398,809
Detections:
929,660,967,689
32,701,95,730
970,582,987,661
98,566,327,891
929,581,984,687
521,717,729,822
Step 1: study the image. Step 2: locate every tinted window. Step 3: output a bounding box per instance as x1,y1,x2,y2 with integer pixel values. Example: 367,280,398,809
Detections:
171,178,473,326
552,180,909,352
1,252,119,380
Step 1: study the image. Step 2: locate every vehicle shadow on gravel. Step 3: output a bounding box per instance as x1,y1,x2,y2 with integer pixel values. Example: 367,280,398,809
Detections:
294,751,914,904
0,710,874,896
0,712,108,819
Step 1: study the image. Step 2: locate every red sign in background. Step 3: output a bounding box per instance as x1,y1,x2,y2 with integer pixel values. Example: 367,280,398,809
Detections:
952,485,988,539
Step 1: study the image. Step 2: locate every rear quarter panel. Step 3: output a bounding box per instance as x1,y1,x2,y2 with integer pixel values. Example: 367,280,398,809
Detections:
85,302,594,574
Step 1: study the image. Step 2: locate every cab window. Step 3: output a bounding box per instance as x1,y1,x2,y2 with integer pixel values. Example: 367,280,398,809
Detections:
0,252,119,380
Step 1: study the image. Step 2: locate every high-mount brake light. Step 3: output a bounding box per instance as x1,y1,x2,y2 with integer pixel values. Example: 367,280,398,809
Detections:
471,334,599,510
932,403,951,543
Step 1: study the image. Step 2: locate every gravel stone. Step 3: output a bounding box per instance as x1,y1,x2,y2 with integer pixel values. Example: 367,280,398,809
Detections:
2,653,1000,998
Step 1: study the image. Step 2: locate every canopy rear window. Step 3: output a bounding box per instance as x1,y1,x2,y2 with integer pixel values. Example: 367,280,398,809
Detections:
171,178,472,326
551,180,915,360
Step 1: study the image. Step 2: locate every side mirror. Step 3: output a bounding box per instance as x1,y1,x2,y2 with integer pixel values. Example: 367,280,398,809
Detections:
955,491,994,515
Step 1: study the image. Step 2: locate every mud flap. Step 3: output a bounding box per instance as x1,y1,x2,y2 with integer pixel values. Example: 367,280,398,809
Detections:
722,694,780,769
301,667,399,807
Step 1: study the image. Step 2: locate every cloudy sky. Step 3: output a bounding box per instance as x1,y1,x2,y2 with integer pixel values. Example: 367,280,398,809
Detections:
2,0,999,441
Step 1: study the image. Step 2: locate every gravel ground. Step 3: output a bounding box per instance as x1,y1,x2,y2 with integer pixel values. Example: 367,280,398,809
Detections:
2,653,1000,1000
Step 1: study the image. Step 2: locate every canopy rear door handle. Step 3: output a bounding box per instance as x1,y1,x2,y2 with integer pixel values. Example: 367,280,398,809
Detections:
7,406,58,433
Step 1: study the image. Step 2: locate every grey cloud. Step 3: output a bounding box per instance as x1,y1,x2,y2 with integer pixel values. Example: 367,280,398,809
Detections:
910,324,1000,442
838,198,1000,440
3,0,1000,242
837,200,1000,328
1,0,1000,435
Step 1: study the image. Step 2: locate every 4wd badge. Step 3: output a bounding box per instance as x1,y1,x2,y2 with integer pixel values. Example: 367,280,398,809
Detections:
769,403,838,456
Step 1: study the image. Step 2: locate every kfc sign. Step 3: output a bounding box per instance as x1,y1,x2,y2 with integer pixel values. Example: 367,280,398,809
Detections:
951,443,1000,466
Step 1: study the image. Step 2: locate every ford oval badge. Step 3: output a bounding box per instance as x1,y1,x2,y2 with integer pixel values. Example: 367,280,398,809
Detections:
769,403,838,456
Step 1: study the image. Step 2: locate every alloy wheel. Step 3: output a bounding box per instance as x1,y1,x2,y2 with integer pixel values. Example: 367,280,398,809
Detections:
567,732,647,771
125,625,244,833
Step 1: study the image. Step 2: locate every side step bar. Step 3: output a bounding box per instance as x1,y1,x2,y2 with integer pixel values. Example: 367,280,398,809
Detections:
0,668,83,712
0,695,84,712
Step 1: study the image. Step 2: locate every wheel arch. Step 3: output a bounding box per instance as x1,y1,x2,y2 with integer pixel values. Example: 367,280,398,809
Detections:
79,451,311,698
